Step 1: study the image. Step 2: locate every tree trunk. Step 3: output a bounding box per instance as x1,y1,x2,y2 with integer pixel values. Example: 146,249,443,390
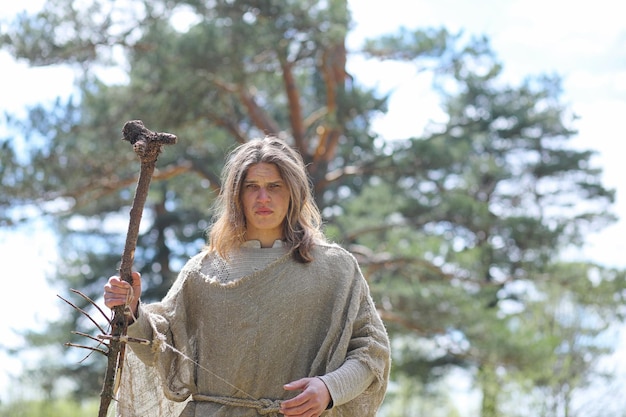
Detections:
478,364,500,417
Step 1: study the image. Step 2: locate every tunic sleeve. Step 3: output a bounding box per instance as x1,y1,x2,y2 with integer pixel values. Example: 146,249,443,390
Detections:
125,256,199,402
126,303,158,364
318,359,375,407
320,248,391,416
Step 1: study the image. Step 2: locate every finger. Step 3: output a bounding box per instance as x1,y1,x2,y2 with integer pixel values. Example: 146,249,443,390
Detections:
104,294,129,308
107,277,130,288
283,378,330,417
107,284,132,295
131,271,141,283
283,378,308,392
281,400,314,417
104,284,131,307
281,381,317,415
282,379,309,409
281,393,307,410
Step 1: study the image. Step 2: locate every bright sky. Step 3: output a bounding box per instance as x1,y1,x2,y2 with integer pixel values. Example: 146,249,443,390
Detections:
346,0,626,269
1,0,625,405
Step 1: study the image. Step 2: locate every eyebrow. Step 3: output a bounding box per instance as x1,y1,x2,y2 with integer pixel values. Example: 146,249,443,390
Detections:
243,179,284,185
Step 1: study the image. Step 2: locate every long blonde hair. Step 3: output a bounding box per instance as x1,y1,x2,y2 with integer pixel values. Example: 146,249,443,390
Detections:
207,137,325,263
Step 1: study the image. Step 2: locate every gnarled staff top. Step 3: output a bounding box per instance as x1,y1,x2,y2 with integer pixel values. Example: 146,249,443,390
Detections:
122,120,178,163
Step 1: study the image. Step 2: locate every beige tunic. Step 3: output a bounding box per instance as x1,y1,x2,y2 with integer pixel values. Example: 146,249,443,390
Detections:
119,243,390,417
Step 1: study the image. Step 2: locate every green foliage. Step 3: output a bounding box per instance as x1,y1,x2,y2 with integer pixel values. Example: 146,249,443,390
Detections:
0,398,98,417
380,371,466,417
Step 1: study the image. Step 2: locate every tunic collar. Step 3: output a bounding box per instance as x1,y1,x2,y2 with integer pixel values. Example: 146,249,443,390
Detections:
241,239,285,249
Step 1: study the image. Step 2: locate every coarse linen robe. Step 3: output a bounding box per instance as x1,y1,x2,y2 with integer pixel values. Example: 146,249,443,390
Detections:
117,243,390,417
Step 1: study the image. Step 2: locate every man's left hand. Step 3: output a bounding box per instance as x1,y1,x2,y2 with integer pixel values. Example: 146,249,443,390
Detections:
281,377,331,416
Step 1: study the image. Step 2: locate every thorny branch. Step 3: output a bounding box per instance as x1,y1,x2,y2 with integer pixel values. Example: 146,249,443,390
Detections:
59,289,110,335
58,289,152,359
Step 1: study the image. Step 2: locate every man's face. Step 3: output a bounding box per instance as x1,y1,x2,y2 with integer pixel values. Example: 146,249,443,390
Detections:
241,163,290,246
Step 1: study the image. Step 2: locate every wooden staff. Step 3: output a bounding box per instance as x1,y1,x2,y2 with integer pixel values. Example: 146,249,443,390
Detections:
98,120,177,417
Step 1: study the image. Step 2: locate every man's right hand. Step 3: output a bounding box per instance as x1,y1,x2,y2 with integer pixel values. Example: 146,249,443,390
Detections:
103,271,142,317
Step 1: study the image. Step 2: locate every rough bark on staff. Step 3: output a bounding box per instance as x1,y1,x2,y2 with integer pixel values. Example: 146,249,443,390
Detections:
98,120,177,417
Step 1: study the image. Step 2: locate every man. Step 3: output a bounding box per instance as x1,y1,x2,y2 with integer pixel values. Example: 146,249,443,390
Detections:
104,136,390,417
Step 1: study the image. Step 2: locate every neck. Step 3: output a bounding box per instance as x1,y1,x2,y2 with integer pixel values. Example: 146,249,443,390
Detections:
258,238,278,248
245,232,283,248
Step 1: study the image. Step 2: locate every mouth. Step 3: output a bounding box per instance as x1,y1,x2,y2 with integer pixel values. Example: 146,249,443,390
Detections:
255,207,273,215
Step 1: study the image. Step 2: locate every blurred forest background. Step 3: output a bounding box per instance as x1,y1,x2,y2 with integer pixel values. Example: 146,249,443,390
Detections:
1,1,626,416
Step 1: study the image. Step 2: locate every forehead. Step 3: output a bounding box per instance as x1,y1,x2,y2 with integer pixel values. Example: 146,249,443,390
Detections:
244,163,283,182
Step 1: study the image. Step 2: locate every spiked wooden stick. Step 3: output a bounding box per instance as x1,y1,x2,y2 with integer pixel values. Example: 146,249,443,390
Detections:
98,120,177,417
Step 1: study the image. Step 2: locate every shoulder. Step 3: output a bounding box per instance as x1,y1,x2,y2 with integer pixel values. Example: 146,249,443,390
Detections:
308,242,372,297
176,250,218,281
181,251,209,272
312,241,353,256
310,242,360,270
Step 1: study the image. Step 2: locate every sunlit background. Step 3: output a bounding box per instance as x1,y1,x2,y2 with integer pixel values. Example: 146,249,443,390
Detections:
1,0,625,413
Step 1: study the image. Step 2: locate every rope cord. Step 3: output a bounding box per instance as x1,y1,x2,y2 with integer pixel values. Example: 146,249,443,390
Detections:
150,335,263,403
192,394,282,416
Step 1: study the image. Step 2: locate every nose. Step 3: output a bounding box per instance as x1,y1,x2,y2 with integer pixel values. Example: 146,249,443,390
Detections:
257,186,270,202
